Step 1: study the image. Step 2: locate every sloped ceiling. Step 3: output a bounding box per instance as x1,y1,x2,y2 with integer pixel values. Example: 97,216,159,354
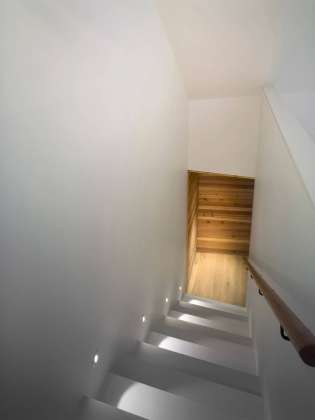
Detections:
157,0,278,98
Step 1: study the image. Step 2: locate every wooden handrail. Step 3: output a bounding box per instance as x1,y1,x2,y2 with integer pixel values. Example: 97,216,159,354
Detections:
244,258,315,367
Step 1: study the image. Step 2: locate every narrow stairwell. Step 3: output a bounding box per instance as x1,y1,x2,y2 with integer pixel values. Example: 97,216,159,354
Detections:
82,294,264,420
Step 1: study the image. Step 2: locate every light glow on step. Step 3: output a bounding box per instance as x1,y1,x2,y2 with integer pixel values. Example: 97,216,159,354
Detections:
189,299,206,306
115,382,145,411
179,313,194,322
154,336,191,354
176,312,213,327
156,336,189,354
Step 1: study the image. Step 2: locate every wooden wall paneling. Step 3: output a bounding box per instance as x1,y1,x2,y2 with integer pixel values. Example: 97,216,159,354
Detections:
196,173,254,255
187,171,199,282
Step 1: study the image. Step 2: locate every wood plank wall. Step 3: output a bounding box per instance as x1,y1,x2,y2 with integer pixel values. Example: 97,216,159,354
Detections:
195,172,254,255
187,172,199,281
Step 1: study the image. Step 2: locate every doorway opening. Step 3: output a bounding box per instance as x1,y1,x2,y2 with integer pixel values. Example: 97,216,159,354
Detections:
187,171,255,307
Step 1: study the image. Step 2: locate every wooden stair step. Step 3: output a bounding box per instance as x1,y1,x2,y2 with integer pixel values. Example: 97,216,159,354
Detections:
198,205,252,213
197,237,250,254
198,216,252,225
197,237,250,244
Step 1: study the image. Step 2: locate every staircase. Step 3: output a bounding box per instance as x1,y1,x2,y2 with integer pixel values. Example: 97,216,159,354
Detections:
81,294,264,420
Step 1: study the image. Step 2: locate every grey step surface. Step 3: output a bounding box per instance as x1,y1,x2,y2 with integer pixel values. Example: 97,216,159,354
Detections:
101,373,254,420
154,315,252,346
138,341,260,395
113,350,264,420
78,397,148,420
170,304,250,337
147,331,257,374
174,300,249,324
183,294,248,318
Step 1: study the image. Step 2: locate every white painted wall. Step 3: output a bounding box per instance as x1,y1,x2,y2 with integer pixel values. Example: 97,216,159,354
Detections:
272,0,315,94
188,96,261,177
279,92,315,143
271,0,315,143
252,25,315,419
0,1,187,419
249,96,315,419
264,89,315,208
156,0,276,98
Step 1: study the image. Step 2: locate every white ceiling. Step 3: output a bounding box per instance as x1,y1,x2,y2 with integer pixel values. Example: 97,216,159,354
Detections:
157,0,278,98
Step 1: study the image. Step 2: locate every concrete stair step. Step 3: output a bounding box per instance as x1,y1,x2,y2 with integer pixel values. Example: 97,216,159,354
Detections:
154,315,252,347
100,373,259,420
174,300,249,324
183,294,248,318
169,307,250,338
113,350,264,420
78,397,148,420
138,341,260,395
147,332,256,375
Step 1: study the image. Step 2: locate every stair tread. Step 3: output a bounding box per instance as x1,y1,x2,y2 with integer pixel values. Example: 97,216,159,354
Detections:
113,352,264,420
171,304,250,337
101,373,261,420
197,236,250,243
154,315,252,347
147,332,257,375
116,342,261,395
183,294,248,316
199,205,252,212
198,215,252,223
79,397,148,420
101,374,210,420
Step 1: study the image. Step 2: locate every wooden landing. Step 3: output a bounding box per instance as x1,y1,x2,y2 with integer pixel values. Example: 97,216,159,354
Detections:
187,252,248,307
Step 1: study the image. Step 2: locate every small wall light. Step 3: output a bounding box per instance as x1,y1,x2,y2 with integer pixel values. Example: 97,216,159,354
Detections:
141,315,147,323
93,353,99,365
178,286,182,291
165,297,169,303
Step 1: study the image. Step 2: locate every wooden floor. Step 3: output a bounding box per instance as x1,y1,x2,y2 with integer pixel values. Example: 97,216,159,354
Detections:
187,252,247,307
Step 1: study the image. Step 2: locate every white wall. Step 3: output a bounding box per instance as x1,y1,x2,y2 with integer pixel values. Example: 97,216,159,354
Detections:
188,96,261,177
271,0,315,143
272,0,315,94
264,88,315,208
280,92,315,143
244,2,315,415
0,1,187,419
249,96,315,419
156,0,276,98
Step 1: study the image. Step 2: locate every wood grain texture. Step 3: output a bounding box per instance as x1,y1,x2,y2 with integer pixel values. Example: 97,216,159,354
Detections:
196,173,254,254
188,252,247,306
187,172,199,282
